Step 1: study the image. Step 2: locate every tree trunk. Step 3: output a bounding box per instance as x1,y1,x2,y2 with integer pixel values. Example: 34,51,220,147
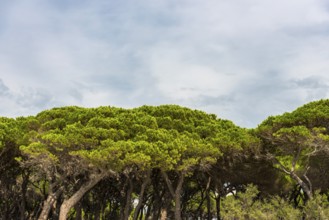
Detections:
93,202,101,220
38,187,63,220
59,173,105,220
20,172,29,220
94,210,101,220
274,156,313,200
161,171,184,220
160,208,167,220
149,192,164,220
122,178,133,220
206,192,211,220
75,203,82,220
215,193,221,220
196,190,206,218
133,171,151,220
139,209,144,220
174,174,184,220
145,202,152,220
290,172,313,199
206,177,212,220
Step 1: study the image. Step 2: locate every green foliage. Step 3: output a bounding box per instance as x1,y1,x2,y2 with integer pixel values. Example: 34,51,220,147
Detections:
303,191,329,219
1,101,329,219
0,117,20,149
257,100,329,200
221,185,302,220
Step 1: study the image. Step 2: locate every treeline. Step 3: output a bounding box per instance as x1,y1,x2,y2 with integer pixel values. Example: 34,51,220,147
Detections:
0,100,329,220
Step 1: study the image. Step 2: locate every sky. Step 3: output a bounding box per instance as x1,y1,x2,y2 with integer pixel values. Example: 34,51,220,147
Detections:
1,0,329,128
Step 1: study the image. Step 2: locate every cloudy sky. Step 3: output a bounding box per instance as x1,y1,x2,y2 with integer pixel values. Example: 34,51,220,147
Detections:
1,0,329,127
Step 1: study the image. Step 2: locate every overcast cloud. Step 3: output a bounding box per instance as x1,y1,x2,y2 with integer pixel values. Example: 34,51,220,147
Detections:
1,0,329,127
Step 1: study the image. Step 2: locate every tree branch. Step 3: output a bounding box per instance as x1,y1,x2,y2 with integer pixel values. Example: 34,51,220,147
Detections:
161,171,175,198
267,154,290,175
291,146,301,172
303,167,312,193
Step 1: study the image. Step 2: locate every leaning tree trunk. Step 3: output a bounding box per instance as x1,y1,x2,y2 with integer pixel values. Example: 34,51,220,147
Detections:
133,171,151,220
59,173,106,220
38,187,63,220
290,172,313,199
162,171,184,220
273,155,313,200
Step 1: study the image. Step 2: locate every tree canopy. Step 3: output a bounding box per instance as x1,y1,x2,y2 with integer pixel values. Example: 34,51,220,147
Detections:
0,101,329,219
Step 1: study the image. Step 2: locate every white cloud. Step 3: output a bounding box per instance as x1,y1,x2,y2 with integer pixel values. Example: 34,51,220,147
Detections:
1,0,329,127
147,46,238,100
284,39,329,80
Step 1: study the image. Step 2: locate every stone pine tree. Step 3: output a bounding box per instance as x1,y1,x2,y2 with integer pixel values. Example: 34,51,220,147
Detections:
257,100,329,200
19,107,112,220
0,117,24,219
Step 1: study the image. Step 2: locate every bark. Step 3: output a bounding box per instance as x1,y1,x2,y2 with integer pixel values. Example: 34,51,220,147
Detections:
133,171,151,220
160,208,167,220
206,192,211,220
290,172,313,199
174,174,184,220
150,190,165,220
161,171,184,220
20,172,29,220
38,187,63,220
59,172,106,220
161,171,175,198
196,195,206,217
215,193,221,220
273,156,313,200
160,192,172,220
206,177,212,220
122,178,133,220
